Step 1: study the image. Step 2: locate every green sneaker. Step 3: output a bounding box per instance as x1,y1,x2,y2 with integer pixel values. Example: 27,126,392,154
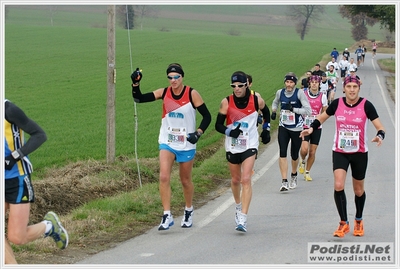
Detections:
44,211,69,249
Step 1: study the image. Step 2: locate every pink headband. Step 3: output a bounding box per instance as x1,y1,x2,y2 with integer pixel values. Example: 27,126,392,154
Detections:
343,75,360,87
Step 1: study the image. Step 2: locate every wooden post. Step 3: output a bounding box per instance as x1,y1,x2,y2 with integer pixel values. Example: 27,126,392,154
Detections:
106,5,116,163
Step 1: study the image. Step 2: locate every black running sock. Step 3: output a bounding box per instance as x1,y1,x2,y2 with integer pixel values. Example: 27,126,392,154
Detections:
355,192,366,219
291,172,297,177
282,179,288,182
334,190,347,222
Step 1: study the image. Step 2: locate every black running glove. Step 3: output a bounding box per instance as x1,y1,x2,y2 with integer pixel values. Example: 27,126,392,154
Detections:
187,131,202,144
131,67,142,84
228,123,243,138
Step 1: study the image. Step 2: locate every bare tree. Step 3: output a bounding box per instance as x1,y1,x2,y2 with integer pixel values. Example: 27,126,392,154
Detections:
116,5,134,29
133,5,159,31
287,5,324,40
338,6,379,41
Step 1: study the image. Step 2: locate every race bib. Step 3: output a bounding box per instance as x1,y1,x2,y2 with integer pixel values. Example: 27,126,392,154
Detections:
167,127,187,148
281,110,295,125
304,115,317,128
338,129,359,152
230,132,249,151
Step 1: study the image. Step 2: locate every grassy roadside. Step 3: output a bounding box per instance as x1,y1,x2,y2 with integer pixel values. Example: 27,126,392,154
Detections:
12,139,234,264
376,53,396,102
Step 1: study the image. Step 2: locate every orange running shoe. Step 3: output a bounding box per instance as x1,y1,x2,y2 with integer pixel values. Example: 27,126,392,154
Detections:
333,221,350,237
353,220,364,236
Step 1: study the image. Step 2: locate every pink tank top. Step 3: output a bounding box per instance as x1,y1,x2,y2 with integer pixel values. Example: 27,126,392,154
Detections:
333,98,368,153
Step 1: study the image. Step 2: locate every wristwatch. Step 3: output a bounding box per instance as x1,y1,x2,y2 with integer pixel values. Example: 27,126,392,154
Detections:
11,150,21,160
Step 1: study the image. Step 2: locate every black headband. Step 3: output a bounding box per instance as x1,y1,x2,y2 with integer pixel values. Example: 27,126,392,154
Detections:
231,74,247,83
166,65,184,77
284,75,297,84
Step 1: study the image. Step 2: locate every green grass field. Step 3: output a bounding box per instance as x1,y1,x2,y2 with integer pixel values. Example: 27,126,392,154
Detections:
4,5,389,176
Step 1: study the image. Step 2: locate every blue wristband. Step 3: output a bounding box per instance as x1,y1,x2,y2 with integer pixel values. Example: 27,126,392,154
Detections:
262,122,270,130
225,128,232,136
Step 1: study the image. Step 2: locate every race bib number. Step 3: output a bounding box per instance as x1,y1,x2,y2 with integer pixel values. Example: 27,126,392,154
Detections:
281,110,295,125
338,130,359,152
230,132,249,151
304,115,317,128
167,127,187,148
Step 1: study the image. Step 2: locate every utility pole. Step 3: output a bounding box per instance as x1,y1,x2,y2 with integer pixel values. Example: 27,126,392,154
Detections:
106,5,116,163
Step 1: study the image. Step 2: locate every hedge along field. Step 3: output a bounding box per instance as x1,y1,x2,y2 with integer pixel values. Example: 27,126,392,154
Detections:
4,5,384,177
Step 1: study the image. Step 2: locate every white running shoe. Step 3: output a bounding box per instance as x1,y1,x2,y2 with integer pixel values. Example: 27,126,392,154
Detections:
280,181,289,192
181,210,193,228
289,175,297,189
158,214,174,231
235,204,242,225
235,212,247,232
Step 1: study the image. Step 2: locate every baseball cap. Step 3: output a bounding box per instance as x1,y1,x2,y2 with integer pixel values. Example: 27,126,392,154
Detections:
321,72,327,77
345,48,348,50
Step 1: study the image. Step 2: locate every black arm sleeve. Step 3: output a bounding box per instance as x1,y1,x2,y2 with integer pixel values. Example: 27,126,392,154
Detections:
5,101,47,157
215,113,227,135
364,100,379,121
132,85,156,103
260,104,270,123
326,98,339,116
196,103,212,133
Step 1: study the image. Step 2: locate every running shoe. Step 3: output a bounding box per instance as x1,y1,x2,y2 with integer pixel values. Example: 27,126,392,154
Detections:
304,172,313,181
298,160,305,174
289,175,297,189
353,220,364,236
333,221,350,237
235,213,247,232
158,213,174,231
235,204,242,225
44,211,69,249
181,210,193,228
280,181,289,192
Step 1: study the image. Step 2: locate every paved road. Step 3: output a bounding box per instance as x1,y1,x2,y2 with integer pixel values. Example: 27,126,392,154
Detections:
78,52,397,267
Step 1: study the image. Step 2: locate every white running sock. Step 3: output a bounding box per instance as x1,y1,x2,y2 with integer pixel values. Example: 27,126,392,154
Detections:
42,220,52,234
235,202,242,210
163,210,171,216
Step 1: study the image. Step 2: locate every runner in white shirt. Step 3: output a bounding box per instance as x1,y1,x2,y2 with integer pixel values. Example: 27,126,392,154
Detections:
338,56,350,83
326,57,339,72
347,58,358,75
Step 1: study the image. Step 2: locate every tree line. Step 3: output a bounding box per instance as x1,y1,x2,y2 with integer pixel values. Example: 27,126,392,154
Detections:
287,5,395,41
